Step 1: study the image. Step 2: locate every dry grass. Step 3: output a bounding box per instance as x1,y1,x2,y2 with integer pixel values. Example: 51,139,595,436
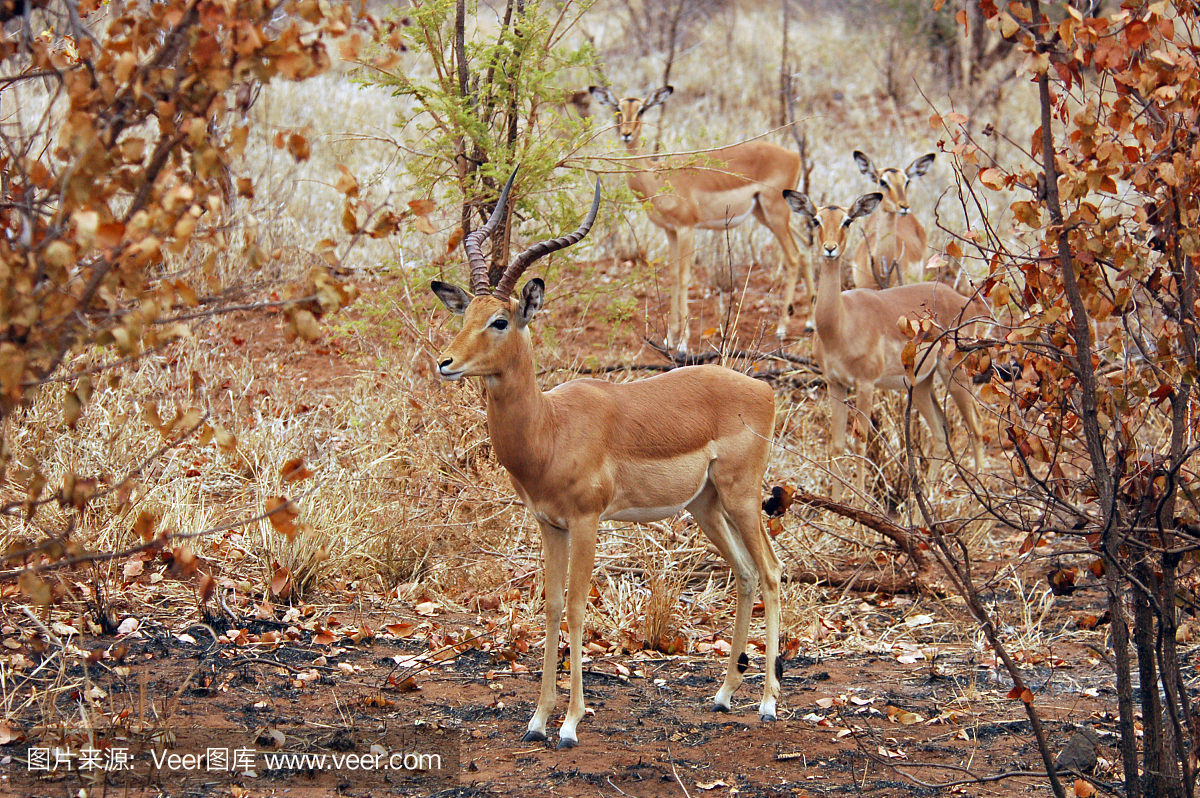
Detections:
1,0,1064,713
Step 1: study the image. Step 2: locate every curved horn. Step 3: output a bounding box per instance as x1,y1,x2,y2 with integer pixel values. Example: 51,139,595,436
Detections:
494,178,602,300
465,168,518,296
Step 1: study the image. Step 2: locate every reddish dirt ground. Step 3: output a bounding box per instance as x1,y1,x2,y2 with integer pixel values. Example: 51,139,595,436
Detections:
5,582,1122,798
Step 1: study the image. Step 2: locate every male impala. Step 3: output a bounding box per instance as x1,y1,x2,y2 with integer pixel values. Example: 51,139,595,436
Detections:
782,189,985,499
589,85,812,351
851,151,935,290
432,171,783,749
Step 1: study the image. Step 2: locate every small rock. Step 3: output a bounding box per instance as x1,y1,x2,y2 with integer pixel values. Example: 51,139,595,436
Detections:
1055,726,1100,774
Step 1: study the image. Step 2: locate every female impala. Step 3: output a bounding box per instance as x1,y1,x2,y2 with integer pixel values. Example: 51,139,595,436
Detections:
432,171,783,749
589,85,812,351
783,189,985,499
851,151,936,289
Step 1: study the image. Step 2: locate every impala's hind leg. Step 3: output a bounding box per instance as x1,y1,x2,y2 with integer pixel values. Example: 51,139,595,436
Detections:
942,360,984,471
719,495,783,721
911,377,951,482
756,195,811,340
688,483,757,713
689,481,783,721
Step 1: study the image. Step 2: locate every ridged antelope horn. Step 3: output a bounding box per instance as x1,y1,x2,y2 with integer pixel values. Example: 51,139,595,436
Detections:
465,168,518,296
494,179,602,300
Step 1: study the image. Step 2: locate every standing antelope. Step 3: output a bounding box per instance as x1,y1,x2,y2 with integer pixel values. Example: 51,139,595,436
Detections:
782,189,985,500
431,171,783,749
589,85,812,351
851,151,935,290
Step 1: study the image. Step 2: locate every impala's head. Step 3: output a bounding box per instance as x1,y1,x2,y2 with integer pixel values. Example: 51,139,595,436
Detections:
853,151,935,216
588,85,673,146
782,190,882,260
431,279,545,380
431,169,602,380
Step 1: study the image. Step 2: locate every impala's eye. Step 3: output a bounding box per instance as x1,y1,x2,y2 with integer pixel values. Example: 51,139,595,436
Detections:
879,180,889,190
491,318,509,331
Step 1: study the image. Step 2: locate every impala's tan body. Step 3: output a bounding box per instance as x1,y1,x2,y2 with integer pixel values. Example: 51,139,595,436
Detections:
784,190,985,499
851,152,935,290
432,177,782,750
473,319,776,530
591,86,812,350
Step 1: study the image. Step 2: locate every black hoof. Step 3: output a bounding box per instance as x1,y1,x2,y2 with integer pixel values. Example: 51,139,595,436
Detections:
521,730,547,743
556,737,577,750
760,713,777,723
712,703,731,714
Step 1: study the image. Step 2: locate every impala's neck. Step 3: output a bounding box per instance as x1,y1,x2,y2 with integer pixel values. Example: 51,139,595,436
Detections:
621,135,660,199
814,254,847,343
482,335,552,484
882,204,900,235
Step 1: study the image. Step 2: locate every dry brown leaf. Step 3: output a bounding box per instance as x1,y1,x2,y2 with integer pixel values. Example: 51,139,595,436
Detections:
18,571,51,607
0,721,25,745
407,198,435,215
385,622,416,638
281,457,314,483
265,497,300,539
335,165,359,197
270,566,292,598
198,571,216,603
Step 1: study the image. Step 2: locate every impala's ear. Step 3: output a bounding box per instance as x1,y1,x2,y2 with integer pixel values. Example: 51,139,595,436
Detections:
853,150,878,182
907,152,936,179
848,192,883,221
516,278,545,327
589,85,619,110
431,280,472,316
782,190,817,219
640,85,674,115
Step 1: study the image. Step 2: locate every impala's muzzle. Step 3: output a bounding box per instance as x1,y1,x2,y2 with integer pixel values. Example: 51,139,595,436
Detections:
822,245,839,259
898,205,911,216
437,356,464,381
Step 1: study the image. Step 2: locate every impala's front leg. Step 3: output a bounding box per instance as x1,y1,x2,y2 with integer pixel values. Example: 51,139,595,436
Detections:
828,381,852,502
524,523,568,743
854,382,876,498
558,515,599,749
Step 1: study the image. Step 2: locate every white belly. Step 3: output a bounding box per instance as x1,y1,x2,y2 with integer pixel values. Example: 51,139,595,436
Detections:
602,504,688,523
696,204,755,230
599,458,711,523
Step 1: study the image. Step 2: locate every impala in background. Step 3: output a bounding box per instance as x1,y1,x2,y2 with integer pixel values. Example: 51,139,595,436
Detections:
783,189,985,500
431,170,784,749
851,151,935,290
590,85,812,351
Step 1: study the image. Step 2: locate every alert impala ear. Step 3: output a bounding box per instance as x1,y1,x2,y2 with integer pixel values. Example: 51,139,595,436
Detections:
517,278,545,327
782,190,817,220
848,192,883,221
589,86,619,110
907,152,936,179
853,150,878,182
431,280,472,315
640,85,674,114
